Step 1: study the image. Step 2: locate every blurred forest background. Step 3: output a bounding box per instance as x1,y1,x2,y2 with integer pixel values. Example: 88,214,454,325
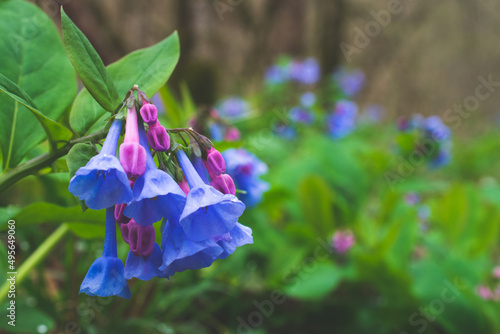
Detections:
30,0,500,125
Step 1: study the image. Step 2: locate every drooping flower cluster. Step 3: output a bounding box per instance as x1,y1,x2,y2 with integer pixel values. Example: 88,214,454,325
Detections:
222,148,269,207
396,114,452,168
69,88,253,299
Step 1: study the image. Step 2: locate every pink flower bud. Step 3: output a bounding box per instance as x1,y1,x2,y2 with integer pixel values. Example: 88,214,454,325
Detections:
211,174,236,195
224,127,241,141
115,203,131,225
147,121,170,152
178,177,190,195
119,142,147,178
140,103,158,125
332,230,355,254
120,219,155,257
206,147,226,176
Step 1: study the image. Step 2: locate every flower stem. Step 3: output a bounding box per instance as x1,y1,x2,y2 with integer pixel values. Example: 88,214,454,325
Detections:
0,224,69,304
0,130,108,194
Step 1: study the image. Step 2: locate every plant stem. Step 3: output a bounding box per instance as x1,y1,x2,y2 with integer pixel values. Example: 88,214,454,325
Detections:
0,130,108,194
0,224,69,304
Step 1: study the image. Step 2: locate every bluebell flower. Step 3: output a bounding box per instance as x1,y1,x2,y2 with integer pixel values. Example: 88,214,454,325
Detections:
218,97,250,120
422,116,451,142
176,149,246,241
124,243,163,281
288,106,314,124
291,58,320,85
327,100,358,139
150,93,165,114
361,104,385,123
222,148,269,207
209,123,224,142
69,120,133,210
429,147,451,168
265,64,291,85
333,67,365,97
216,222,253,259
159,216,224,277
273,123,296,140
80,207,131,299
124,122,186,226
300,92,316,108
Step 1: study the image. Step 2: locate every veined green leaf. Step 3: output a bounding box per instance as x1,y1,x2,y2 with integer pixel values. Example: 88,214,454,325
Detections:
70,31,180,136
0,73,73,150
61,8,119,113
0,0,77,169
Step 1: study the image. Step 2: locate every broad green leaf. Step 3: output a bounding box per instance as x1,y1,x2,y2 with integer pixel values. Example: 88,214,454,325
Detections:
284,262,342,300
0,73,73,150
66,222,105,239
66,142,97,178
0,0,77,169
70,31,180,136
0,202,104,231
298,175,335,235
61,8,119,113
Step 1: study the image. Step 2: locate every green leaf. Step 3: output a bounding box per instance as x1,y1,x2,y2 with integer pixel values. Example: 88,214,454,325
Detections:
298,175,335,236
0,0,77,169
66,222,105,239
0,202,104,231
0,73,73,150
283,262,342,300
61,8,119,113
66,142,97,179
70,31,180,136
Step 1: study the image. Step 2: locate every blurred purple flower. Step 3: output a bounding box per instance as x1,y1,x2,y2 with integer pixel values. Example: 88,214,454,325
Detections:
265,64,291,85
405,193,420,206
218,97,250,119
222,148,269,207
361,104,385,123
327,100,358,139
493,266,500,279
332,230,355,254
291,58,320,85
289,106,314,124
333,67,365,97
300,92,316,107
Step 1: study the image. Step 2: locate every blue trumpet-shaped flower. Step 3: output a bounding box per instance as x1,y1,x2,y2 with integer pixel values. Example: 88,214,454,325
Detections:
124,243,163,281
69,120,132,210
80,207,131,299
222,148,269,207
177,150,245,241
124,122,186,226
216,222,253,259
159,216,224,277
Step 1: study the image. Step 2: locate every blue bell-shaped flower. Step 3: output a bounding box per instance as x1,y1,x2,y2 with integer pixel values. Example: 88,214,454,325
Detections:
69,120,132,210
176,149,245,241
124,122,186,226
79,207,131,299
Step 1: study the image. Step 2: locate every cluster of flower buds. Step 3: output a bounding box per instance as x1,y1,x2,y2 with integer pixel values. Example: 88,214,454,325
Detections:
68,87,253,299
